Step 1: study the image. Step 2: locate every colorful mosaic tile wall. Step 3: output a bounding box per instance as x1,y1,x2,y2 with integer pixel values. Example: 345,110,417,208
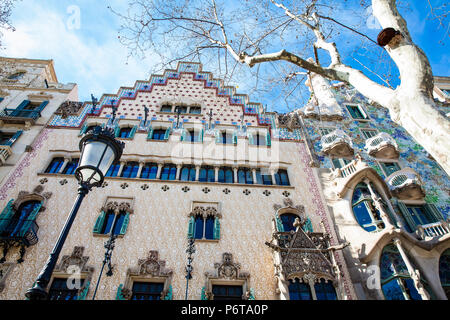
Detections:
303,85,450,217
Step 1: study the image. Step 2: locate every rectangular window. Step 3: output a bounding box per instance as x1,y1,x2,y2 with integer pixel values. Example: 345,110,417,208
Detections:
346,104,368,120
212,285,243,300
319,127,334,136
380,162,401,176
0,132,14,145
131,282,164,300
360,129,378,139
140,163,158,179
48,278,85,300
45,157,65,174
275,169,290,186
151,129,167,140
332,158,351,169
62,158,79,175
407,206,433,226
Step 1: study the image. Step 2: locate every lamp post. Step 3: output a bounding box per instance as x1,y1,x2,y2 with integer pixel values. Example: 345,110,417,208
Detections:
91,233,117,300
185,238,195,300
25,126,124,300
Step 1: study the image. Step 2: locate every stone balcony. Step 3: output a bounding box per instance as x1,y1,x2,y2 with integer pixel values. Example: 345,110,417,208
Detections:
0,145,12,165
365,132,399,159
416,221,450,240
385,168,425,200
321,129,354,157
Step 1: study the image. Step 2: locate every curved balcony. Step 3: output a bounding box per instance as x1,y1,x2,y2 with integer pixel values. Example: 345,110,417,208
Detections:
386,168,425,200
321,129,354,157
365,132,399,159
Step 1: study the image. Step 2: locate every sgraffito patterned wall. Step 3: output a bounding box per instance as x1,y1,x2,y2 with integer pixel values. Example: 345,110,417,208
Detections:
302,85,450,217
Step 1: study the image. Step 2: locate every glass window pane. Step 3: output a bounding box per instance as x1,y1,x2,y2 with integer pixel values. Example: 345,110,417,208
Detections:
205,216,214,239
194,215,204,239
102,211,115,234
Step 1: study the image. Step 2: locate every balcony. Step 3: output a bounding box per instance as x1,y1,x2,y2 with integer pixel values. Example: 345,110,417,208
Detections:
0,145,12,165
0,218,39,263
365,132,399,159
0,108,40,125
321,129,354,157
416,221,450,240
386,168,425,200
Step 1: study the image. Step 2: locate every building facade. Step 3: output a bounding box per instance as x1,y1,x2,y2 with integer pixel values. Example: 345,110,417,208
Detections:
0,57,78,184
0,60,448,300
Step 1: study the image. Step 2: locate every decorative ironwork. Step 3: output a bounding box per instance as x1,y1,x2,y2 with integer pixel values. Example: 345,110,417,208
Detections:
185,238,196,299
92,235,117,300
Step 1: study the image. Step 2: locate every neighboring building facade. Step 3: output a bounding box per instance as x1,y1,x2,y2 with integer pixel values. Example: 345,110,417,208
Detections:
0,60,447,300
0,57,78,184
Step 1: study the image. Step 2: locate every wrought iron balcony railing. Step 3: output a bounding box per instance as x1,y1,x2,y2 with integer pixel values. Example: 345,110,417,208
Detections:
365,132,399,159
0,218,39,246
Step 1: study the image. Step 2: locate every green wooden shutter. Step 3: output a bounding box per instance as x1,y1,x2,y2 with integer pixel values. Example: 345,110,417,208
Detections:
18,202,42,237
114,126,121,138
199,128,204,142
424,203,444,222
302,218,313,233
5,130,23,146
164,127,171,140
163,285,173,300
215,130,221,143
248,132,254,145
248,288,255,300
0,199,15,233
397,202,417,232
187,216,195,239
232,131,238,144
129,125,137,138
180,129,187,142
93,211,106,234
16,100,30,110
119,212,130,235
115,284,126,300
201,287,208,300
266,130,271,147
147,126,154,140
213,217,220,240
36,101,49,113
275,215,284,232
78,123,88,136
77,280,90,300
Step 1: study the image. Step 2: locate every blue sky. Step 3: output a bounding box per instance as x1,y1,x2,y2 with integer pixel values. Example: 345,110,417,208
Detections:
1,0,449,108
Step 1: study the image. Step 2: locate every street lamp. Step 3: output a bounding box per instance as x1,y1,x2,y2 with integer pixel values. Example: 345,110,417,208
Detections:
25,126,124,300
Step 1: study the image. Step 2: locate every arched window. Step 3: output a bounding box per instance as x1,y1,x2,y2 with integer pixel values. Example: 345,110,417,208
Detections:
175,105,188,114
160,105,172,113
288,279,312,300
45,157,64,173
151,129,167,140
179,165,196,181
160,164,177,180
118,127,132,138
439,249,450,299
280,213,299,232
5,200,41,238
120,162,139,178
189,106,201,114
237,168,253,184
140,163,158,179
95,209,129,236
218,167,234,183
199,166,215,183
380,244,422,300
62,158,79,175
314,279,337,300
351,183,384,232
105,161,121,177
274,169,290,186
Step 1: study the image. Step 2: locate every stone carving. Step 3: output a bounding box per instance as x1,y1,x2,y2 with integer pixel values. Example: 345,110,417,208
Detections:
189,206,221,218
121,250,173,300
277,113,302,131
55,246,94,276
55,101,84,119
203,252,252,300
102,201,133,214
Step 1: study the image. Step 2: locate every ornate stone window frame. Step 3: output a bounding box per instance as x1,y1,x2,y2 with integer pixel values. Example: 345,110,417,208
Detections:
203,252,253,300
188,203,221,242
119,250,173,300
49,246,95,299
93,198,134,238
286,272,338,300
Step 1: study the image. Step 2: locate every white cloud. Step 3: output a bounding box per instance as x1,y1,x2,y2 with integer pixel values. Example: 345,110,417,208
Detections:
1,2,160,102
